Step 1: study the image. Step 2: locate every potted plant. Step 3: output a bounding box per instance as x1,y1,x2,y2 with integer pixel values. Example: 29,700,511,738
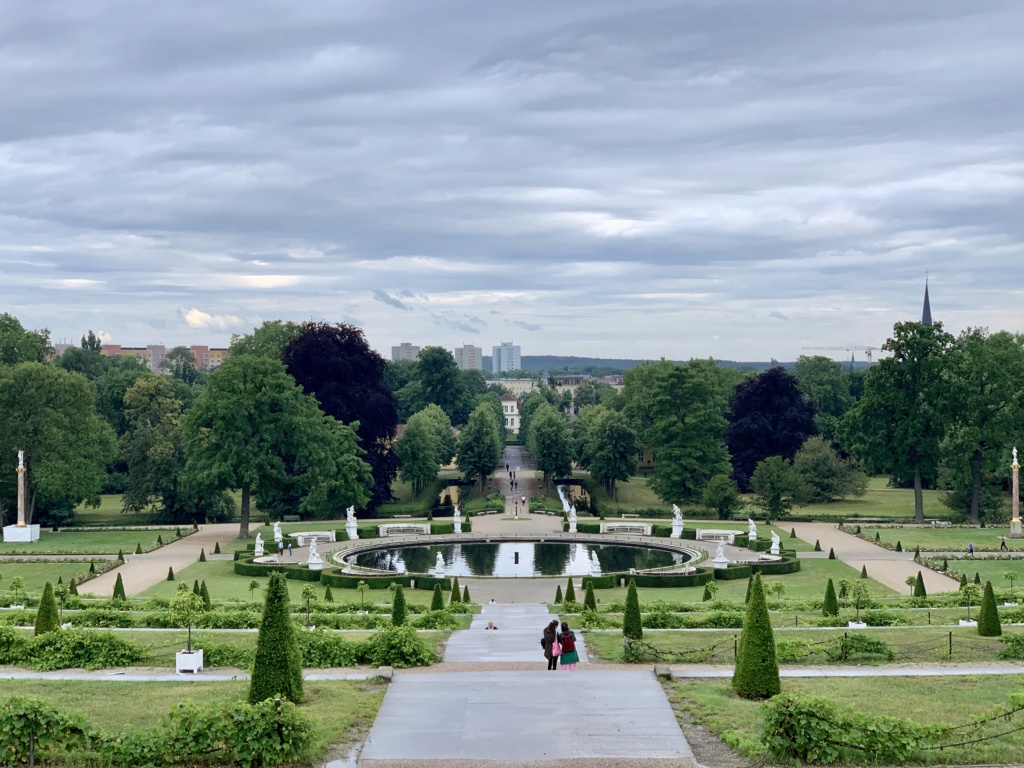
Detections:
170,584,206,673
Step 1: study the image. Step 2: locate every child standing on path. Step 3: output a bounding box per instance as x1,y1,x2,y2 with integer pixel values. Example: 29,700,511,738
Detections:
558,622,579,671
542,620,559,670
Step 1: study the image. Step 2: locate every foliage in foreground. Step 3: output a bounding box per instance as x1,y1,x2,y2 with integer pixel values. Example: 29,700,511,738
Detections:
732,573,779,700
249,573,303,704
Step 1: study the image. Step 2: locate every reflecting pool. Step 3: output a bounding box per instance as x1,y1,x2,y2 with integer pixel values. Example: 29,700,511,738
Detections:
345,541,689,577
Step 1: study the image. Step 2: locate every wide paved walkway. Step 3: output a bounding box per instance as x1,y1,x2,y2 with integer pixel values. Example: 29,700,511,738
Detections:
444,604,589,663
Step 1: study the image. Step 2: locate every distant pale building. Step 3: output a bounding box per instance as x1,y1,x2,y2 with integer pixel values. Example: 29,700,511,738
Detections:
499,378,537,397
391,342,421,363
501,393,521,434
453,344,483,371
492,341,521,373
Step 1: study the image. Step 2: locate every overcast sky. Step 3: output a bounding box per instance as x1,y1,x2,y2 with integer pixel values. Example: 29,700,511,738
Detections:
2,1,1023,362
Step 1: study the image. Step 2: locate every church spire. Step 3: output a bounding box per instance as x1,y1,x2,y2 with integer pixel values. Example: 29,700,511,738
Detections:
922,279,932,326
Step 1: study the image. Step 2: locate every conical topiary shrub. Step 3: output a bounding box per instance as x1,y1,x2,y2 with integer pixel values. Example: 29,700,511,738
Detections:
874,531,881,542
554,585,563,604
199,548,207,562
855,525,861,534
249,573,303,704
895,541,903,552
960,574,968,588
942,558,948,571
828,547,836,560
135,542,143,555
975,572,982,585
113,573,127,601
213,542,221,554
69,579,78,595
117,549,125,563
977,581,1002,637
166,567,175,581
462,585,470,603
913,545,920,560
860,565,868,579
193,579,201,596
324,585,334,603
732,573,780,700
702,583,713,602
622,579,642,640
823,578,839,617
157,535,164,546
914,571,927,598
200,580,211,610
89,561,96,575
450,577,461,605
34,582,60,636
565,578,576,604
790,528,796,538
744,575,753,604
814,540,822,552
584,582,597,611
431,584,444,611
391,584,408,626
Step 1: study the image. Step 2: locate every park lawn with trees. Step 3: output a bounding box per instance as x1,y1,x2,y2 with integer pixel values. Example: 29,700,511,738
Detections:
855,526,1023,552
941,558,1024,587
0,562,106,595
0,529,176,555
0,678,385,762
668,675,1024,765
789,475,951,520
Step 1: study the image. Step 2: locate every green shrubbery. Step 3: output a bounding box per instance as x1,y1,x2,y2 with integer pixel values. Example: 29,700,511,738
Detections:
622,580,642,640
249,573,303,704
978,580,1002,637
0,627,146,670
34,582,60,635
732,573,779,700
822,579,839,617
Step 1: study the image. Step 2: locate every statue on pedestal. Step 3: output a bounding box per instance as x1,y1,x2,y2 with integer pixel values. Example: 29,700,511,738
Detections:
307,537,322,565
715,541,727,561
254,533,265,557
273,521,283,543
770,530,781,555
435,552,445,574
346,506,357,524
568,506,577,524
672,504,682,524
453,506,461,524
747,518,757,540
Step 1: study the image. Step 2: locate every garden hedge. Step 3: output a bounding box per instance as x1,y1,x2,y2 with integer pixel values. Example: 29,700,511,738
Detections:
750,557,801,576
714,564,753,580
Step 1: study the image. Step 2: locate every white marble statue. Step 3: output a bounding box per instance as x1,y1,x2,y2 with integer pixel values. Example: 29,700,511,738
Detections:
17,450,24,470
273,521,283,543
770,530,781,554
747,518,757,540
715,541,727,561
672,504,682,523
435,552,445,573
307,537,322,564
568,506,577,523
254,533,265,557
346,505,357,524
1014,447,1019,467
453,505,462,523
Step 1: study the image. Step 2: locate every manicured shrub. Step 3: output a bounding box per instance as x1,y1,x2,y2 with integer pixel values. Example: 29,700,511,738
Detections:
166,567,175,581
813,540,821,552
975,572,982,585
200,580,212,610
34,582,60,636
391,585,408,627
565,578,576,604
822,579,839,617
789,528,796,538
462,585,470,603
744,575,753,604
827,548,836,560
913,545,920,560
702,584,713,601
213,542,221,554
193,579,201,596
554,585,563,604
874,531,880,542
112,573,126,602
249,573,303,704
69,580,78,596
584,582,597,611
941,558,948,571
895,541,902,552
960,574,968,588
431,584,444,611
978,581,1002,637
622,580,642,640
135,543,143,555
117,549,124,562
157,535,164,546
855,525,861,534
89,561,96,575
449,577,461,605
324,585,334,603
732,573,780,700
913,571,927,598
860,565,868,579
199,548,207,562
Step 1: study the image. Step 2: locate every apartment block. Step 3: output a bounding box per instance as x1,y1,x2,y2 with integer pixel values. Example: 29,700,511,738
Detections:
453,344,483,371
391,342,421,363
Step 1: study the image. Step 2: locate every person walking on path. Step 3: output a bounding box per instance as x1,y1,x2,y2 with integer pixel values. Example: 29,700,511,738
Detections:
1001,536,1009,552
968,541,975,557
558,622,579,671
542,619,559,670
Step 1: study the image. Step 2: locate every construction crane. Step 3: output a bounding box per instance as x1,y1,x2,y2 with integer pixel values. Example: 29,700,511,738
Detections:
801,346,881,362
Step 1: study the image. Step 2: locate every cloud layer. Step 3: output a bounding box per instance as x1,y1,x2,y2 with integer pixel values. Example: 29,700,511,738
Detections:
2,1,1023,360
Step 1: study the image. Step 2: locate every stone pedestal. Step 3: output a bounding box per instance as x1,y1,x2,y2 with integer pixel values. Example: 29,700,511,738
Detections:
567,519,577,534
1011,453,1022,538
307,560,324,571
3,524,40,543
670,521,684,539
712,556,729,570
770,542,780,555
346,522,359,541
454,519,463,534
847,621,867,629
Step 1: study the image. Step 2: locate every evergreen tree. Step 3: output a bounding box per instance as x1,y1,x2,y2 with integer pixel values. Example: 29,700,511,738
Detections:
431,584,444,611
214,542,221,554
790,528,796,538
823,579,839,617
554,584,563,604
117,549,125,562
913,545,920,560
200,580,212,610
702,583,713,602
622,579,643,640
166,567,175,581
814,540,821,552
462,585,470,603
960,574,968,588
391,584,408,626
732,573,781,699
895,541,902,552
157,535,164,546
69,579,78,595
193,579,201,595
584,582,597,611
34,582,60,635
135,542,143,555
565,578,576,604
975,572,982,585
324,585,334,603
942,558,949,571
913,571,927,598
744,574,753,604
249,573,303,703
977,580,1002,637
112,573,127,601
860,565,868,579
199,548,207,562
89,561,96,574
828,547,836,560
450,577,461,605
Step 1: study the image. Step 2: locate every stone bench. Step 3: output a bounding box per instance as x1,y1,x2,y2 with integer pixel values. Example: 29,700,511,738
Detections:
393,515,412,519
253,555,280,564
930,520,952,527
378,523,432,537
283,515,301,522
695,530,737,544
599,523,652,535
290,531,336,547
621,514,640,519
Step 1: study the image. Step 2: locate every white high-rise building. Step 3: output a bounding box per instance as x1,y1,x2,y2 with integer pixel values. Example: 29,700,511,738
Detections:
453,344,483,371
492,341,521,373
391,342,421,362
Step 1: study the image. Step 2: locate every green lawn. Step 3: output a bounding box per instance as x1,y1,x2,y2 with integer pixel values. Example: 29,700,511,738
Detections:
0,678,383,762
0,529,176,555
0,562,108,596
669,675,1024,765
939,558,1024,590
791,476,952,520
139,559,444,607
858,525,1024,552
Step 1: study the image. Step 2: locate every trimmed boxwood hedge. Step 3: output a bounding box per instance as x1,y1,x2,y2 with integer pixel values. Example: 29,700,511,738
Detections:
581,575,616,589
714,564,753,580
232,559,323,581
631,570,715,588
318,571,451,591
750,557,801,576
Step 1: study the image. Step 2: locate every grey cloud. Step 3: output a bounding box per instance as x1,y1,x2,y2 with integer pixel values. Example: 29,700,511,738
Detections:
769,311,789,322
513,320,543,332
372,290,411,310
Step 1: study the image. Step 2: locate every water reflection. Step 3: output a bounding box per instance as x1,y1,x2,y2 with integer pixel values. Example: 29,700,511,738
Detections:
347,542,688,577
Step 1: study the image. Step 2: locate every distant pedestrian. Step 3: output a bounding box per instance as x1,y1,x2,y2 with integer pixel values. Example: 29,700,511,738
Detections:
287,541,293,557
278,540,284,556
968,541,975,556
558,622,579,671
542,620,559,670
1001,536,1009,552
506,463,510,472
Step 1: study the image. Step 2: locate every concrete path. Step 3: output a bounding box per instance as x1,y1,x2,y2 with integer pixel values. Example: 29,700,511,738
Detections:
790,522,962,594
84,523,240,597
444,604,589,663
359,670,697,767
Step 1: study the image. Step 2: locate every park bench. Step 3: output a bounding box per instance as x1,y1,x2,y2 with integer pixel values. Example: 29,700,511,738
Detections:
930,520,952,527
378,523,432,537
393,514,412,518
283,515,301,522
621,514,640,518
599,522,653,535
695,530,737,544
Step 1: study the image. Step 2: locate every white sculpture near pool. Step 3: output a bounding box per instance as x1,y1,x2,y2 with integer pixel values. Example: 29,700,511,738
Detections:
254,533,265,557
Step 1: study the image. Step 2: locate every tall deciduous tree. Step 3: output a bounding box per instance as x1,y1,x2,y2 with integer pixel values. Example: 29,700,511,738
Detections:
416,346,469,424
527,404,574,491
161,346,203,386
396,404,456,498
727,367,817,492
587,409,638,499
282,322,399,511
0,314,51,367
792,436,867,503
750,456,799,521
229,320,303,359
181,355,370,537
792,355,855,441
0,364,116,525
457,402,503,496
839,322,954,522
95,356,153,436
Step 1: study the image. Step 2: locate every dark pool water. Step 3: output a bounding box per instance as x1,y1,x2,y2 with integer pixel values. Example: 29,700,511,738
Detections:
345,541,689,577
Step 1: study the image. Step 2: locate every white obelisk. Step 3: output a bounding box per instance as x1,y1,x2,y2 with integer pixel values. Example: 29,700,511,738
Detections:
4,451,40,542
1011,447,1022,539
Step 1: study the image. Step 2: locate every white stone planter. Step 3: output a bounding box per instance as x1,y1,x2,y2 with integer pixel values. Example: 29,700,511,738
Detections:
176,649,204,674
958,619,978,627
847,621,867,629
1003,602,1019,607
